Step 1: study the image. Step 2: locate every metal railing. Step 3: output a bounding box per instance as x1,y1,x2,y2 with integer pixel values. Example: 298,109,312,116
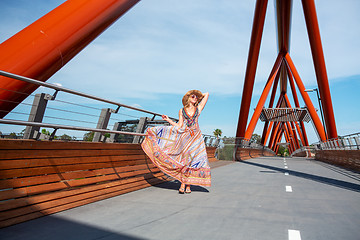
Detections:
314,132,360,150
0,70,218,144
0,70,167,118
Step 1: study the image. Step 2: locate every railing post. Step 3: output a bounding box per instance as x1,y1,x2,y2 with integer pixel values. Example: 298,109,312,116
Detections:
347,138,352,150
93,108,115,142
23,93,52,139
209,137,214,147
354,137,360,150
132,117,148,144
109,122,123,143
214,138,220,147
204,136,209,146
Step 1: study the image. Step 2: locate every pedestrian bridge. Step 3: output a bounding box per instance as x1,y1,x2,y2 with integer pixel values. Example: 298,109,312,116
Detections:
1,1,360,239
1,156,359,240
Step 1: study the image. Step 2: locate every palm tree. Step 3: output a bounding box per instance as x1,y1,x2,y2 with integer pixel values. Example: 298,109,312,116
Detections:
213,129,222,138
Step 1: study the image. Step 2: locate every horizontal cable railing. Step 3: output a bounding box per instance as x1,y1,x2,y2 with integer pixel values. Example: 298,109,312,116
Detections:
0,70,217,145
313,132,360,150
0,70,166,117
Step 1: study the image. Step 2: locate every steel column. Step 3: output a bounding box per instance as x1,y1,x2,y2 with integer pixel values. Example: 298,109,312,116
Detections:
301,0,338,140
261,69,281,145
284,53,326,141
236,0,269,138
244,53,284,140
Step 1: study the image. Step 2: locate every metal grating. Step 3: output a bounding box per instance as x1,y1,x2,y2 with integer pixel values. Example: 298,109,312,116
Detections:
260,108,311,122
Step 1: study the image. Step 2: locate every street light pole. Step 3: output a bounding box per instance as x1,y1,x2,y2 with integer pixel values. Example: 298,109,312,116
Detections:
305,88,327,138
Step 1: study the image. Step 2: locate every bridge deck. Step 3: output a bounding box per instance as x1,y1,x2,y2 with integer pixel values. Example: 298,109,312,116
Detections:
1,157,359,240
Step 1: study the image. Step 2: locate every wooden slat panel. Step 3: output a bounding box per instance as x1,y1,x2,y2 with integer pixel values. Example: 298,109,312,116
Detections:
0,149,146,160
0,177,164,228
0,173,164,221
0,139,141,150
0,158,153,179
0,154,148,170
0,172,165,212
0,140,221,228
0,166,161,201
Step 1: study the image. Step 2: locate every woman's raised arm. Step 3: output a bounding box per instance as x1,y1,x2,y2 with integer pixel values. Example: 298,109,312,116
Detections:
198,92,209,113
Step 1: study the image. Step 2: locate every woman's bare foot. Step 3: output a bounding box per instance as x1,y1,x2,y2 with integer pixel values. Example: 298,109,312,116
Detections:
185,185,191,194
179,183,185,194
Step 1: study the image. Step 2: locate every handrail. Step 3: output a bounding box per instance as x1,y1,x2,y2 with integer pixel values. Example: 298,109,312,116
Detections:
0,119,146,137
0,70,174,119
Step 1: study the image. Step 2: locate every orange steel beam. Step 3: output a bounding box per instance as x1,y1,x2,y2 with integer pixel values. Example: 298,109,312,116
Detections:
268,122,280,149
284,125,293,153
301,0,338,140
284,53,326,141
0,0,140,117
286,121,297,150
244,52,284,140
272,122,284,150
267,95,285,148
283,93,300,149
274,126,284,152
236,0,269,138
261,69,281,144
286,64,309,146
275,0,293,93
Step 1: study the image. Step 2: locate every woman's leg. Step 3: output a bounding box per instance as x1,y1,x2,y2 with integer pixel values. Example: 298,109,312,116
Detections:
179,182,185,194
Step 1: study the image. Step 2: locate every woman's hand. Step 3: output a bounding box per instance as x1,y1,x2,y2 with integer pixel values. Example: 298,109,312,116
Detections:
162,115,170,122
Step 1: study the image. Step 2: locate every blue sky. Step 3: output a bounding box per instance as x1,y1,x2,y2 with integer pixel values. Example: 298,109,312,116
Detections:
1,0,359,143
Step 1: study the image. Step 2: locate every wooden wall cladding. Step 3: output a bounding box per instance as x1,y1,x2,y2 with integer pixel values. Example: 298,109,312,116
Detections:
0,139,168,228
0,140,218,228
235,147,275,161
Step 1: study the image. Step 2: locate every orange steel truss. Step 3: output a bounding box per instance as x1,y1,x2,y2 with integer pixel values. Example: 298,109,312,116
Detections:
236,0,338,153
0,0,140,118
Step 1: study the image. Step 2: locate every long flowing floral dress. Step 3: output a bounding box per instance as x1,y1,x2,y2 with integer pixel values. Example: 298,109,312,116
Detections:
141,107,211,187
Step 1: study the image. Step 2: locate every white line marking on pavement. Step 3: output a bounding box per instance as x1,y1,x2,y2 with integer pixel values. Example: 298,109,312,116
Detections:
285,172,289,176
285,166,288,169
288,229,301,240
286,186,292,192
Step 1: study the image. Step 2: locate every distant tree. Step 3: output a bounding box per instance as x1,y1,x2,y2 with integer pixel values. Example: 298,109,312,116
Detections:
60,134,72,141
213,129,222,138
277,145,289,157
19,128,26,137
9,132,17,139
41,129,51,136
83,131,94,141
251,133,261,144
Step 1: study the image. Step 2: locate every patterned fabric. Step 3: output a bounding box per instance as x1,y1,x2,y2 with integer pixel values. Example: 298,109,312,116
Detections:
141,108,211,187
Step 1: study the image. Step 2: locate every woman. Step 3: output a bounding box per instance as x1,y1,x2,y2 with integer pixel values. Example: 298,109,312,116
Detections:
141,90,211,194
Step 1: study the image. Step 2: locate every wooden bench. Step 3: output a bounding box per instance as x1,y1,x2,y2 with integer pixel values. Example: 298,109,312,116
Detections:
0,140,217,228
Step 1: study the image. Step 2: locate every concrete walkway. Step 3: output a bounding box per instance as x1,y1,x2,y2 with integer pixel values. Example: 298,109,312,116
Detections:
1,157,360,240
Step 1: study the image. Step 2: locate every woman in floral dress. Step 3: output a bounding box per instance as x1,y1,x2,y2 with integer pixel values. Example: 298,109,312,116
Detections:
141,90,211,194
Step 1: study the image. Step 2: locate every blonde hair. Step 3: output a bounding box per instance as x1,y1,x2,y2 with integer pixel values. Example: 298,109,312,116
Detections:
182,90,203,107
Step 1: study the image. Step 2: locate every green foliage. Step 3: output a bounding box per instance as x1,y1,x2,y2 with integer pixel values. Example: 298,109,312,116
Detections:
59,134,72,141
41,129,51,136
213,129,222,138
251,133,261,144
277,145,289,157
83,131,95,142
